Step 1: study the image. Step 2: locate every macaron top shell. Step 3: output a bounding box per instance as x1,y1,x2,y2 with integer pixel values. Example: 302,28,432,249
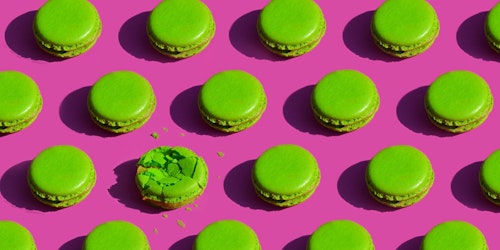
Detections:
485,2,500,43
194,220,260,250
253,144,319,196
88,71,155,123
425,71,492,122
312,70,378,122
34,0,100,47
0,221,36,250
0,71,41,123
148,0,214,48
308,220,373,250
199,70,266,122
83,220,150,250
258,0,325,46
421,221,487,250
366,145,432,196
480,149,500,194
372,0,438,47
29,145,94,198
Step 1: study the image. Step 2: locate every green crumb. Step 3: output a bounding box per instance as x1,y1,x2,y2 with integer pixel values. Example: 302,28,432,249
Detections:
153,228,158,234
151,132,159,139
180,133,185,137
177,220,186,228
185,207,192,211
163,127,168,132
162,213,168,219
217,152,225,157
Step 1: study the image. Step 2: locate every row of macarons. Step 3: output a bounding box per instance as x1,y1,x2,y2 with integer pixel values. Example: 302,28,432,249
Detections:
0,218,490,249
0,68,494,135
27,0,500,60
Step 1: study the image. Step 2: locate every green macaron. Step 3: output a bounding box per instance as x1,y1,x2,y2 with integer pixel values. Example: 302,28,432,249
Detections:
479,149,500,205
198,70,267,133
33,0,102,58
421,220,488,250
308,220,374,250
252,144,320,207
28,145,96,208
425,70,493,133
257,0,326,57
0,71,42,134
193,220,261,250
135,146,208,210
88,71,156,133
365,145,434,208
311,70,380,132
485,2,500,53
83,220,150,250
0,221,37,250
371,0,440,58
147,0,216,58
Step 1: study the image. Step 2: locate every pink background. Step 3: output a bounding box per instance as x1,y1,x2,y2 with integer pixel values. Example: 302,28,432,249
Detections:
1,0,500,249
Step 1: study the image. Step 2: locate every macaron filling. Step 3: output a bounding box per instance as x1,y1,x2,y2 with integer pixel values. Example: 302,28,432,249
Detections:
135,146,208,209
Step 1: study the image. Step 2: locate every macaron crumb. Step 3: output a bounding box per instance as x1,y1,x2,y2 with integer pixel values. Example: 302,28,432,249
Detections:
217,175,221,179
153,228,158,234
177,220,186,228
180,133,185,137
151,132,159,139
162,127,168,132
217,152,225,157
194,203,198,208
162,214,168,219
185,207,192,211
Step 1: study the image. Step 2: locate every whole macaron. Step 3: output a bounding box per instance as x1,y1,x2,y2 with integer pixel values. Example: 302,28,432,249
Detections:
0,71,43,134
421,221,488,250
198,70,267,133
365,145,434,208
257,0,326,57
425,70,493,133
33,0,102,58
0,221,37,250
485,2,500,53
308,220,374,250
193,220,261,250
83,220,150,250
147,0,215,58
371,0,439,58
135,146,208,209
252,144,320,207
311,70,380,132
88,71,156,133
479,149,500,205
28,145,96,208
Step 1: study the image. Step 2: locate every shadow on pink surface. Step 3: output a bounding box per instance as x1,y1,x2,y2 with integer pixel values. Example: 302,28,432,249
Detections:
169,235,196,250
342,10,402,62
170,85,228,137
4,11,64,62
457,12,500,62
396,236,423,250
282,235,309,250
119,11,178,63
451,161,500,212
397,86,454,137
229,10,288,61
0,161,58,212
283,85,342,136
224,160,283,211
337,161,397,212
59,235,85,250
108,159,165,214
59,86,118,138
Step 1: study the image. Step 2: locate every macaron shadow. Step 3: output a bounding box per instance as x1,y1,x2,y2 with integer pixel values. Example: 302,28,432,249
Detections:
4,10,64,62
59,86,118,137
337,161,396,212
396,86,455,137
457,11,500,62
282,235,309,250
396,236,424,250
108,159,165,214
169,235,196,250
118,11,178,63
342,10,402,62
0,161,58,212
283,85,343,136
451,161,500,212
223,160,283,211
229,10,289,61
59,235,86,250
170,85,228,137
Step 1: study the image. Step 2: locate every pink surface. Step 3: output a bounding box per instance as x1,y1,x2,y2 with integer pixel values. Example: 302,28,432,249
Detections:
1,0,500,249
